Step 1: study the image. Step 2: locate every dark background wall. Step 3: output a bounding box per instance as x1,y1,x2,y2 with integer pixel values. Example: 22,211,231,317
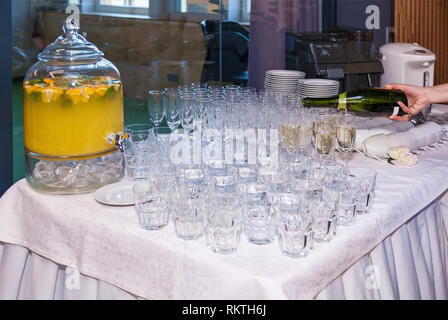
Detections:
1,0,12,195
323,0,394,51
335,0,394,51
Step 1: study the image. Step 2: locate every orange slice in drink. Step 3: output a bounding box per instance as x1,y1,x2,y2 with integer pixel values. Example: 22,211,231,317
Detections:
94,86,108,97
41,88,62,103
82,87,95,96
67,88,82,104
24,85,34,94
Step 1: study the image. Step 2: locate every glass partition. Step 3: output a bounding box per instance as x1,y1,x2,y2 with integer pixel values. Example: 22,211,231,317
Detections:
12,0,328,182
12,0,253,181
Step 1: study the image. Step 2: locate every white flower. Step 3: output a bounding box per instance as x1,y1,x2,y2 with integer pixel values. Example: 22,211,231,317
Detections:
388,146,410,160
387,146,418,167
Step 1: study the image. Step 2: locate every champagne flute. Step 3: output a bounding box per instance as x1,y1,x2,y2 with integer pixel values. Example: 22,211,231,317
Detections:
336,112,356,170
297,115,313,157
280,107,300,162
280,123,300,161
148,90,166,130
314,129,335,159
179,95,197,135
195,97,213,130
313,114,337,159
164,90,181,132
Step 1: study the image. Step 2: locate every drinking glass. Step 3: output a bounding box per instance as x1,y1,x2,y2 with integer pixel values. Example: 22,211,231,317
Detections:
190,82,207,90
280,106,301,162
243,199,276,245
348,167,377,214
205,193,242,254
237,182,269,205
205,159,228,177
154,125,174,168
214,174,237,194
164,87,178,94
174,186,208,240
165,91,181,131
313,114,337,155
229,101,245,129
225,85,241,97
313,124,336,160
211,101,231,133
270,171,290,193
237,165,258,183
194,88,209,99
178,164,208,191
125,123,154,148
318,160,344,185
178,85,195,95
148,90,166,128
195,97,213,129
133,180,169,230
124,146,155,181
241,86,256,95
353,179,371,215
336,112,357,170
312,187,339,242
124,123,155,180
288,163,325,201
337,177,361,226
287,93,301,107
174,202,206,240
275,193,314,258
245,103,258,129
297,116,313,157
179,95,197,133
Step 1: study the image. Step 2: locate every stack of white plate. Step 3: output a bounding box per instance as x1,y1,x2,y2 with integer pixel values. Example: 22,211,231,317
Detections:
297,79,340,98
264,70,306,94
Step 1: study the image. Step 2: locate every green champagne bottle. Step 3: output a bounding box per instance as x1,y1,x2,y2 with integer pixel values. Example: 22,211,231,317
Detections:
302,88,408,117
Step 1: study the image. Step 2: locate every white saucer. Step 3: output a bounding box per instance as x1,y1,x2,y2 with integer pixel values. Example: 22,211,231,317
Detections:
94,181,135,206
266,80,301,84
298,79,340,86
266,70,306,77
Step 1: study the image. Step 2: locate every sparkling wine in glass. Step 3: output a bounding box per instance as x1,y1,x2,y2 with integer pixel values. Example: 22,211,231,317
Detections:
297,122,313,155
314,130,335,158
336,113,356,169
281,124,300,161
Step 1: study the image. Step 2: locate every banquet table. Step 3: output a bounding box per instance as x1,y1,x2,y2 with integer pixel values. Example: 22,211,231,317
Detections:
1,141,448,300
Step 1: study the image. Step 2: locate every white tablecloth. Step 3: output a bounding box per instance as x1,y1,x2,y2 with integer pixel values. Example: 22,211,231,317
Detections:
1,146,448,299
1,192,446,299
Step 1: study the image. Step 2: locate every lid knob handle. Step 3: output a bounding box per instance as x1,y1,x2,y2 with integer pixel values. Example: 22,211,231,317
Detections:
63,18,80,36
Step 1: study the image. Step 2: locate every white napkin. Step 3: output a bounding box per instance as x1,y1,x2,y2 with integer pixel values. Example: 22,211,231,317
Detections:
361,121,444,158
429,104,448,115
354,119,415,151
361,134,391,158
354,128,393,151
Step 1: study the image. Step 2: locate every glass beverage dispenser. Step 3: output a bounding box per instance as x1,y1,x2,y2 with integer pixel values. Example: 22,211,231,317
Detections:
23,20,125,194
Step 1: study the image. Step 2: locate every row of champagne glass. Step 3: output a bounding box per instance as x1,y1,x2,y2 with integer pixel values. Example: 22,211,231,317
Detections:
147,84,307,134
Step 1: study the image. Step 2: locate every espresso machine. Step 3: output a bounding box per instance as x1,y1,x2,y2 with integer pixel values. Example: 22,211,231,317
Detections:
285,30,384,92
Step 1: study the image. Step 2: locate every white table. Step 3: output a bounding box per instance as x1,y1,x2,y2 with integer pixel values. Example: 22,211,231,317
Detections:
1,147,448,299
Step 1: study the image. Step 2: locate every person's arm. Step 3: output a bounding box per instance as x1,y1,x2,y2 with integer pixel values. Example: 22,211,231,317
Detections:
386,83,448,122
425,83,448,104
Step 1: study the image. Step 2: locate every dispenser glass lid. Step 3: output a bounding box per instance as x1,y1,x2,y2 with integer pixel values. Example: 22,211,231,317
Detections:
38,19,104,62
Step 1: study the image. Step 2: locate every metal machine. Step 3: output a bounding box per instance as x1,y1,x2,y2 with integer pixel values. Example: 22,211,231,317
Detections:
285,30,384,92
